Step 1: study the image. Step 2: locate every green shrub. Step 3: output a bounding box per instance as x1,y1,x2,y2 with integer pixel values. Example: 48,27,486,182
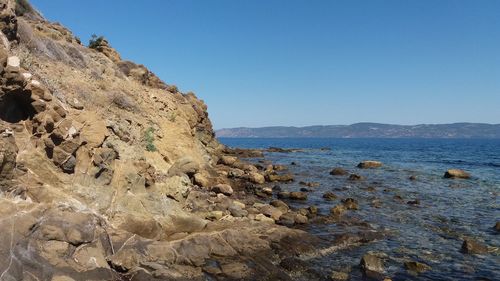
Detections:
88,34,105,49
144,127,157,152
15,0,34,16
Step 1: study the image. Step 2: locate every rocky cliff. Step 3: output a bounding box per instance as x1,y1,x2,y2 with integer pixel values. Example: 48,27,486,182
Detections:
0,1,313,280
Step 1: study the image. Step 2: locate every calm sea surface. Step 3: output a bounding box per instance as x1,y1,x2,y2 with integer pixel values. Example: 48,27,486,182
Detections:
218,138,500,280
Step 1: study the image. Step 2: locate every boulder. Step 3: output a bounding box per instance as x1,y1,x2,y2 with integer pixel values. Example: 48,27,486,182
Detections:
219,155,237,166
444,169,470,179
167,157,200,177
360,253,384,275
330,205,346,216
461,238,488,254
289,191,308,200
495,221,500,232
211,184,233,196
265,173,294,182
341,198,358,210
248,171,265,184
323,192,337,201
348,174,364,181
331,271,349,281
357,161,382,169
270,200,289,213
330,167,348,176
404,261,431,273
258,205,283,221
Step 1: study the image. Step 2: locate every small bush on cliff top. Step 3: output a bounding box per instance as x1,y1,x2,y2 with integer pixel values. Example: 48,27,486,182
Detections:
144,127,157,152
15,0,34,16
88,34,105,49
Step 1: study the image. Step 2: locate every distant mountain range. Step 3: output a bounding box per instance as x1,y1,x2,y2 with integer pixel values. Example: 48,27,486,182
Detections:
216,123,500,138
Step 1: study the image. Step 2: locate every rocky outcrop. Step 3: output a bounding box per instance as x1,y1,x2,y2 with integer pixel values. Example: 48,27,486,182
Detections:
357,160,382,169
0,1,316,280
444,169,470,179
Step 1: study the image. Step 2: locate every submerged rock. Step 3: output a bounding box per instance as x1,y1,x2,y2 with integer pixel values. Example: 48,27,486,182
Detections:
461,238,488,254
289,191,308,200
360,253,385,275
357,161,382,169
348,174,364,181
330,271,349,281
341,198,359,210
495,221,500,232
323,192,337,201
404,261,431,273
330,167,348,176
444,169,470,179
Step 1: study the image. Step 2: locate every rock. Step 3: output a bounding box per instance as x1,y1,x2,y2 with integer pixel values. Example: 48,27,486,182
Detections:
248,171,265,184
409,175,417,181
331,271,349,281
323,192,337,201
308,205,318,215
265,173,294,182
228,205,248,217
461,238,488,254
261,187,273,195
299,181,319,187
219,155,237,165
406,199,420,205
255,213,275,223
232,200,246,209
270,200,289,213
341,198,358,210
357,161,382,169
330,167,348,176
277,212,296,226
6,56,20,68
206,211,224,220
68,97,84,110
444,169,470,179
277,191,290,199
360,253,384,275
294,214,308,224
289,191,308,200
404,261,431,273
495,221,500,232
348,174,364,181
211,184,233,196
330,205,346,216
258,205,283,221
0,135,18,183
167,157,200,177
193,172,210,187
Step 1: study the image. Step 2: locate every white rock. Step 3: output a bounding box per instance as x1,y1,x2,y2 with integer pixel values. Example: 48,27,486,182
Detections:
22,72,33,80
7,56,20,68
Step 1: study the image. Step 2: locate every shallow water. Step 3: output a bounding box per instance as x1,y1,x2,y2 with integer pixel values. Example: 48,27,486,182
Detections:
219,138,500,280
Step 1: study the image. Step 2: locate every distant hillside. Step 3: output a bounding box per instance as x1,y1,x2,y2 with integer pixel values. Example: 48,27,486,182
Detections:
216,123,500,138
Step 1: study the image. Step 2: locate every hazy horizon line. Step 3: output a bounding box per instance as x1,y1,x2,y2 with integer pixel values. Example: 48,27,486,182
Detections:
215,122,500,130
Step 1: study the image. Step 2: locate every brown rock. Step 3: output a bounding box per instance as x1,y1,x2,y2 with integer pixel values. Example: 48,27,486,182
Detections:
404,261,431,273
348,174,364,181
357,161,383,169
270,200,289,213
289,191,308,200
323,192,337,201
461,238,488,254
341,198,359,210
211,184,233,196
330,167,348,176
360,253,384,275
444,169,470,179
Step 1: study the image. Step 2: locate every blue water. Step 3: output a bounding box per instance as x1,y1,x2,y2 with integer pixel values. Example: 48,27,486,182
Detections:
219,138,500,281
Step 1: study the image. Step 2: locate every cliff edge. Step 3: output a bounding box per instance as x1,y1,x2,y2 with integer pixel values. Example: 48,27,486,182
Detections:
0,1,314,280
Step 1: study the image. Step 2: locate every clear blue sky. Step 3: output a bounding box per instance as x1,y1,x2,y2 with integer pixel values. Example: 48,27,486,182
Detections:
31,0,500,129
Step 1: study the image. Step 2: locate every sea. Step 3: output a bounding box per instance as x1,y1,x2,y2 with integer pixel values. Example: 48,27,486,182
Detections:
218,138,500,281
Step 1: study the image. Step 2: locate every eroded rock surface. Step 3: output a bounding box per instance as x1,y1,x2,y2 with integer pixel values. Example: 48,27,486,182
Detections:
0,1,318,280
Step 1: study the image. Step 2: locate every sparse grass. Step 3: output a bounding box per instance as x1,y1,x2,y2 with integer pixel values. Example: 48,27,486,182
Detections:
15,0,34,16
144,127,157,152
88,34,105,49
166,85,178,93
